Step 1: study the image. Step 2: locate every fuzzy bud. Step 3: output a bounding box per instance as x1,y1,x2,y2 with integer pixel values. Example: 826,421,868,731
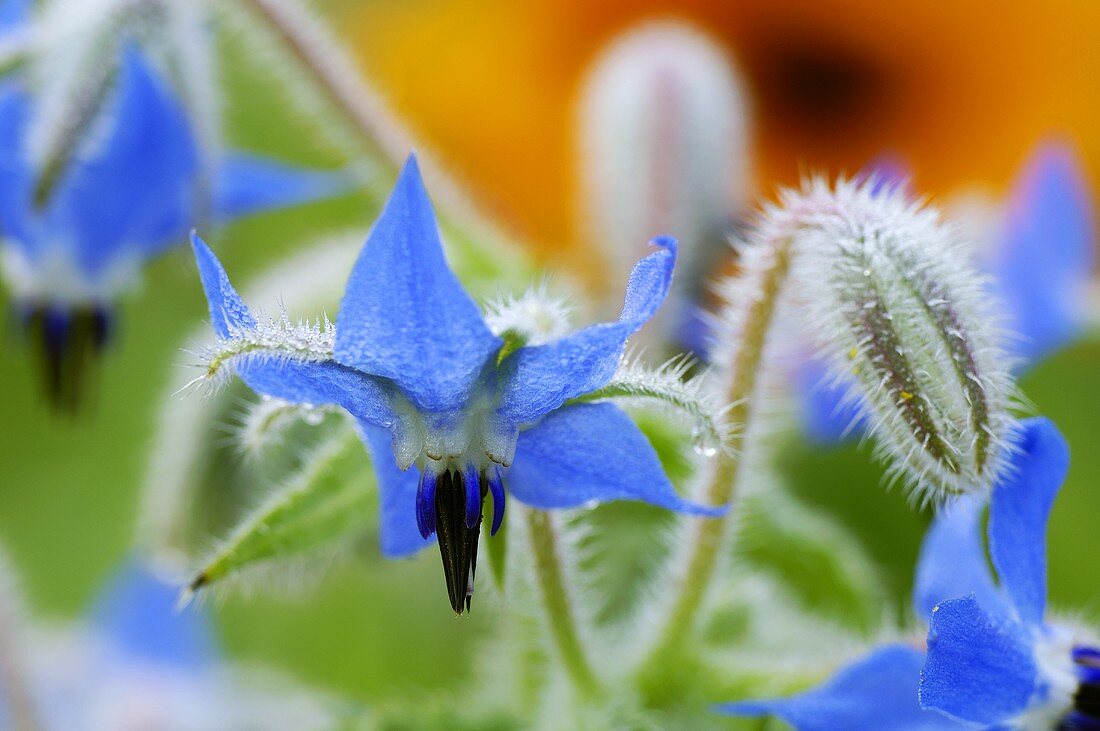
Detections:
789,177,1015,500
577,21,750,334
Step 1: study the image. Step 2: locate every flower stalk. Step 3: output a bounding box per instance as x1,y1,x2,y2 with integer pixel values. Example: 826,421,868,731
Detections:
525,508,602,698
232,0,517,258
638,229,796,678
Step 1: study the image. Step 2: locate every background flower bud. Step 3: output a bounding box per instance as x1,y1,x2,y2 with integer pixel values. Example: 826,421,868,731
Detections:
577,21,750,347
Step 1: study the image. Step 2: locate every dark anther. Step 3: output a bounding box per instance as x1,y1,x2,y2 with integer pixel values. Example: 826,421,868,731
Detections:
16,301,113,413
1059,646,1100,729
433,468,488,614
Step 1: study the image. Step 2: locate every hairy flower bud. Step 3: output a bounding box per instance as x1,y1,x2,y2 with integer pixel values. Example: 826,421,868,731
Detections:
789,177,1015,500
577,21,750,338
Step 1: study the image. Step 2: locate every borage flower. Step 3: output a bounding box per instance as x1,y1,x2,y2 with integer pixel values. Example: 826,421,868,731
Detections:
0,557,337,730
921,419,1100,729
191,155,724,614
718,417,1091,730
0,48,349,411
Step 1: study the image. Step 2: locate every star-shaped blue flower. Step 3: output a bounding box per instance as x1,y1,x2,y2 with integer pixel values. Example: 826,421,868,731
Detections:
0,47,350,410
920,419,1100,729
800,144,1095,444
192,155,724,613
717,417,1080,729
718,418,1096,729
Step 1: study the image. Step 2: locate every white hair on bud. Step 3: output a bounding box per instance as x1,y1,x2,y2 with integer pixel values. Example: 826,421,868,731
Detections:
786,175,1017,502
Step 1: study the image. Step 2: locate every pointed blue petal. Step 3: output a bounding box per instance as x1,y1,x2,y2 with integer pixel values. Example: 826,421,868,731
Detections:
497,237,677,425
0,82,34,254
921,596,1036,725
719,644,961,730
360,424,433,557
53,48,198,276
913,495,1008,622
988,417,1069,625
0,0,28,31
798,357,867,444
89,558,215,669
191,233,255,336
993,142,1095,364
507,402,724,515
191,235,397,428
214,153,355,222
333,156,500,413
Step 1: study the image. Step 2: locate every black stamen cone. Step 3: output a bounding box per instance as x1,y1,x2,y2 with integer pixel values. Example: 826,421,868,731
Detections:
434,468,488,614
1058,649,1100,729
16,302,112,414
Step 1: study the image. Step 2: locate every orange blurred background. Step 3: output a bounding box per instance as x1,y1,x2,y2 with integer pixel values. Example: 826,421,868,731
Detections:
345,0,1100,264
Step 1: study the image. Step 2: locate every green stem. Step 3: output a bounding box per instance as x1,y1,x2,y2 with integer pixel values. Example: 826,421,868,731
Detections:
525,509,601,697
234,0,515,255
638,232,797,678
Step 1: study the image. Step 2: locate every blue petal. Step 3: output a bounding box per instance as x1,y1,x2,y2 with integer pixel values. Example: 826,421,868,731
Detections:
913,494,1008,622
214,153,355,222
333,155,500,413
719,644,962,730
52,48,198,276
360,425,433,557
0,0,27,31
191,233,255,336
89,557,215,669
507,402,723,515
993,141,1095,365
0,82,34,253
988,416,1069,625
798,357,867,444
191,234,397,428
497,237,677,425
921,596,1037,725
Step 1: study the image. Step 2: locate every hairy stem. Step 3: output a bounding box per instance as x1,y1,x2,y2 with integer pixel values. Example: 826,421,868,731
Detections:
639,232,796,678
525,509,601,697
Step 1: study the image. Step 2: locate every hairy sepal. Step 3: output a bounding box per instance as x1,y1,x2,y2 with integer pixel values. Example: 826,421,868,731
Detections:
185,427,374,598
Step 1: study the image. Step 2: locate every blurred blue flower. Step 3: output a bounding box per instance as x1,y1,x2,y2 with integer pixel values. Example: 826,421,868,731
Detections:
718,419,1036,727
719,417,1096,729
0,47,351,411
920,418,1100,729
0,558,338,730
193,155,723,614
716,500,982,727
800,144,1095,444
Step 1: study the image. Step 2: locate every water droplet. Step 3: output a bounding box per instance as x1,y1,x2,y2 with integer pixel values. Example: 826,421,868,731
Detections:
691,425,718,457
693,443,718,458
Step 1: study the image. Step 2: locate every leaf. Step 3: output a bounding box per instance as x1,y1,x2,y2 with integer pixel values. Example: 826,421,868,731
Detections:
188,426,375,594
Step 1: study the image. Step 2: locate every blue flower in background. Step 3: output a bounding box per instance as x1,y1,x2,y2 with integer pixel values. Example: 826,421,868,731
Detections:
921,419,1100,729
0,46,351,411
192,155,723,614
800,143,1095,444
718,417,1078,730
0,558,338,730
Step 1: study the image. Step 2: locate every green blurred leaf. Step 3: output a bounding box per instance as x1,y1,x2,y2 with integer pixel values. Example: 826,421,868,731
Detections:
190,425,375,592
